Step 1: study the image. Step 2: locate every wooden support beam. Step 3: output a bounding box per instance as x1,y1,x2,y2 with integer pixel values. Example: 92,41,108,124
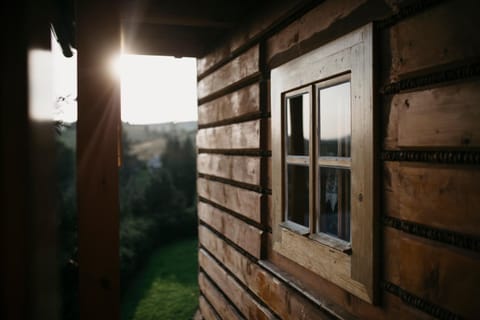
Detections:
122,23,219,57
122,13,233,28
76,0,121,318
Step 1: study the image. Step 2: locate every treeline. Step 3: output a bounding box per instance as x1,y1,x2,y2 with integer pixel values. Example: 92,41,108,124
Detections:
119,130,197,283
56,124,197,319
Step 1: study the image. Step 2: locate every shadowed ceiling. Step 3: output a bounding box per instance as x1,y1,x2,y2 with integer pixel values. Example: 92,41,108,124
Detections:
121,0,261,56
53,0,263,58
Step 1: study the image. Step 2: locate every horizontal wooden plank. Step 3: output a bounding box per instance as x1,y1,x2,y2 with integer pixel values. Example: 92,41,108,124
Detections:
199,250,275,320
266,0,363,61
199,295,219,320
197,154,261,186
384,227,480,319
198,83,260,125
197,43,232,76
197,178,262,223
199,272,243,320
196,1,313,75
198,202,262,258
265,233,435,320
274,227,371,302
384,162,480,237
196,120,260,150
266,0,391,67
228,0,316,54
383,0,480,82
382,94,400,150
383,80,480,149
197,45,259,100
199,226,335,320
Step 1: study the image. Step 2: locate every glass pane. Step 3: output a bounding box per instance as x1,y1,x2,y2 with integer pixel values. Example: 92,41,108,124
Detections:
319,82,351,157
286,164,309,227
318,167,350,241
286,93,310,156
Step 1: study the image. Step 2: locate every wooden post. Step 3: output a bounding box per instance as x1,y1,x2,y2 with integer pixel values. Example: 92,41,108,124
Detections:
76,1,121,318
1,1,57,319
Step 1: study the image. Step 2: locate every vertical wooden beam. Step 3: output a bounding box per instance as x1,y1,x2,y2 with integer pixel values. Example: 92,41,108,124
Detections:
76,1,121,319
1,0,57,319
0,3,29,320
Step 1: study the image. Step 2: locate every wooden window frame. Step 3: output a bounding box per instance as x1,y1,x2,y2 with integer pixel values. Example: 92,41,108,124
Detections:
271,23,377,303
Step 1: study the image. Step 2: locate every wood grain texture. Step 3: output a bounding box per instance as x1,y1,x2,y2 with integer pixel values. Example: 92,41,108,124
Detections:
199,250,275,320
76,1,121,318
384,162,480,237
274,228,370,302
266,234,435,320
196,0,313,76
197,178,262,223
384,227,480,319
197,120,260,150
197,43,233,76
198,83,260,125
228,0,315,54
382,0,480,83
197,45,259,100
199,226,335,320
266,0,393,68
198,202,262,258
199,272,243,320
199,295,220,320
197,154,261,186
383,80,480,149
382,94,399,150
267,0,365,62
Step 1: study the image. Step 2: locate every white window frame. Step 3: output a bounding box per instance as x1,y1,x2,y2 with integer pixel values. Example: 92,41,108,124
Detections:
271,23,377,303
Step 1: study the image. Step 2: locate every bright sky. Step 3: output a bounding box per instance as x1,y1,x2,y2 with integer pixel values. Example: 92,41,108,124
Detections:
119,54,197,124
53,39,198,124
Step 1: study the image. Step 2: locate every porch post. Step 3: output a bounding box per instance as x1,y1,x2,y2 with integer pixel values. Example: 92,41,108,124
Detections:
76,0,121,318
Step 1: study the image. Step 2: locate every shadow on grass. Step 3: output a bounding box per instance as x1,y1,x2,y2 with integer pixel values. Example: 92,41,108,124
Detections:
122,238,199,320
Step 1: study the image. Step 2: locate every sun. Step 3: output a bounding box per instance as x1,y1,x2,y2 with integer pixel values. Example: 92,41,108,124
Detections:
110,54,124,79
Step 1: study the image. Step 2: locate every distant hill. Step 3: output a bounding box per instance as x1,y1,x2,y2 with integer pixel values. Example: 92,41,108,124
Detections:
57,121,197,162
122,121,197,143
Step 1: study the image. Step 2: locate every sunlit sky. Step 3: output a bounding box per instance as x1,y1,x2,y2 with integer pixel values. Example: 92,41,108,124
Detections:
53,39,198,124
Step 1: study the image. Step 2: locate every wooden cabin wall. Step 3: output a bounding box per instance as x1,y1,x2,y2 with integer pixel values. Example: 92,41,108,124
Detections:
196,0,480,319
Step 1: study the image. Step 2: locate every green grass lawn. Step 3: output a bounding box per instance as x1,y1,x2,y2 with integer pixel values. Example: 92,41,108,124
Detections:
121,239,199,320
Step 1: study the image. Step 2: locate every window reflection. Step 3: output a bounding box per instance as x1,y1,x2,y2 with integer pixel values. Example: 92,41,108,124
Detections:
319,82,351,157
287,164,309,227
286,93,310,156
318,168,350,241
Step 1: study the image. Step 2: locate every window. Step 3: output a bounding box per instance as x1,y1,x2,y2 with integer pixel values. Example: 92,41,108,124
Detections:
271,24,377,303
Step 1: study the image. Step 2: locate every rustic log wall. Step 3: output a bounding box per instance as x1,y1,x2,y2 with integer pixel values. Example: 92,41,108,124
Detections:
196,0,480,319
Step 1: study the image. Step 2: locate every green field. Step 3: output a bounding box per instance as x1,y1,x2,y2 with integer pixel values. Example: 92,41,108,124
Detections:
121,239,199,320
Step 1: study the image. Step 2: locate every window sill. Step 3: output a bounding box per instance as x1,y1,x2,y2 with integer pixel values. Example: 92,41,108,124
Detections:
280,222,352,254
280,221,309,236
273,227,371,303
309,233,352,254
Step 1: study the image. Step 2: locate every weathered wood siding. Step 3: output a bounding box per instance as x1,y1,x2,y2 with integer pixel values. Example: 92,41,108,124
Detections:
196,0,480,319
